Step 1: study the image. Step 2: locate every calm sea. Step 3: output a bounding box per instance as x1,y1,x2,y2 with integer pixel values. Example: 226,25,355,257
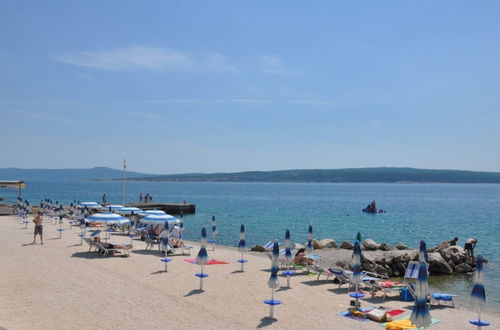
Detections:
2,181,499,307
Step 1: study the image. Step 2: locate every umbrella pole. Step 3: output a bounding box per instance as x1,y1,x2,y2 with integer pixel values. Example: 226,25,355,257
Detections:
355,283,359,309
59,221,62,239
269,288,275,318
200,264,204,291
286,263,291,288
241,251,245,272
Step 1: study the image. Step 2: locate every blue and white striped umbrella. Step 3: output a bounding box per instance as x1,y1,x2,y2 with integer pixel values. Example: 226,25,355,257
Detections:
469,255,488,328
117,206,142,214
79,202,100,208
210,215,217,250
238,223,246,252
195,226,209,291
161,220,170,251
237,223,248,271
268,240,280,289
352,240,363,285
106,204,124,212
196,226,209,265
410,261,432,328
283,229,295,288
284,229,292,264
419,240,429,263
264,240,281,318
85,213,129,225
306,224,313,252
141,210,166,216
139,214,180,226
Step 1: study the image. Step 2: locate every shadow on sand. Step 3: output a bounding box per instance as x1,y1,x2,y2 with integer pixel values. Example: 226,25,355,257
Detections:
184,289,204,297
257,317,277,328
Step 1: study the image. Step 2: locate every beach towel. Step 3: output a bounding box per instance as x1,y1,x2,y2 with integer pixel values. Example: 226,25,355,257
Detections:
184,258,228,265
384,317,440,329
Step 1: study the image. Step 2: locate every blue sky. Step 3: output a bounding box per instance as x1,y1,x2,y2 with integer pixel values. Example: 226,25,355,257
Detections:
1,1,500,174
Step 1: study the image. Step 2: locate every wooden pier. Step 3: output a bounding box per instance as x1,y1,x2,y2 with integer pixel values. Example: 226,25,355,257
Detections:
126,202,195,215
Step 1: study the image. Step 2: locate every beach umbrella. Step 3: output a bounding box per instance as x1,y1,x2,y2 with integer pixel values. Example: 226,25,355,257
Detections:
195,226,209,291
410,261,432,328
85,213,129,241
141,209,166,216
106,204,123,213
117,206,142,214
264,240,281,318
349,240,365,309
469,255,490,329
160,220,172,272
419,240,429,263
210,215,217,251
139,214,180,227
283,229,295,288
306,224,313,253
356,231,362,242
237,223,248,272
79,202,100,209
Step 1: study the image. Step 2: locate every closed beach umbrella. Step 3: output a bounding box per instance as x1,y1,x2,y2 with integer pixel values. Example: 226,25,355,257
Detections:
410,261,432,328
237,223,248,272
139,214,180,227
210,215,217,250
469,255,489,329
264,240,281,318
306,224,313,253
160,220,172,272
195,226,209,291
356,231,362,242
419,240,429,263
283,229,295,288
350,240,364,308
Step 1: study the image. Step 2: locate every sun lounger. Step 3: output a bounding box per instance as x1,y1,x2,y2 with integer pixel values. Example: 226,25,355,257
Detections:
144,234,161,251
94,241,132,257
83,237,99,252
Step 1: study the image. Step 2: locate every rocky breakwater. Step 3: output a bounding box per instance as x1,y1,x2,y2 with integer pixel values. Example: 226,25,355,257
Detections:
251,238,480,278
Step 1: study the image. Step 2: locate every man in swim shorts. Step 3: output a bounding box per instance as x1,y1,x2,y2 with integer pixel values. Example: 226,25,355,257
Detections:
33,211,43,245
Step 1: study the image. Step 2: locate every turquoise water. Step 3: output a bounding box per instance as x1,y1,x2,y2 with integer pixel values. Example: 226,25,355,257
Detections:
2,181,499,306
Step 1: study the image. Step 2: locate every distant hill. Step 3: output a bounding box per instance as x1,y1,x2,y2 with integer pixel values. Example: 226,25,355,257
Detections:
0,167,153,182
131,167,500,183
2,166,500,183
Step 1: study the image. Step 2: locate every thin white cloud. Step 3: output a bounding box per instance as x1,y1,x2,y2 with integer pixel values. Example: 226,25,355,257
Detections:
52,46,238,73
257,54,301,75
144,98,343,106
7,109,79,124
130,112,164,120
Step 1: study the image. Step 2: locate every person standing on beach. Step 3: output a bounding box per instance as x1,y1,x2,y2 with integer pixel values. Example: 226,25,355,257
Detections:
464,238,477,261
139,192,143,203
33,211,43,245
102,193,107,204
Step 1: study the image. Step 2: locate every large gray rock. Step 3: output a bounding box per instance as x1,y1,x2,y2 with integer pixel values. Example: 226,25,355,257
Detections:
428,252,453,274
430,241,450,253
339,241,354,250
379,242,393,251
396,242,409,250
362,239,379,251
319,238,337,249
454,263,473,273
440,246,467,265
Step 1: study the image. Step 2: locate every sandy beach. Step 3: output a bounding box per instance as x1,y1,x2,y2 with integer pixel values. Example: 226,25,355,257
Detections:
1,215,498,330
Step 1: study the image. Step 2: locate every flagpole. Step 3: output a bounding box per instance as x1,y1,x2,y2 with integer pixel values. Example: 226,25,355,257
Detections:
122,159,127,205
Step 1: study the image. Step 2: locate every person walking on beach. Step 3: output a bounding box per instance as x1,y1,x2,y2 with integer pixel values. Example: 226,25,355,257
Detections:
33,211,43,245
464,238,477,261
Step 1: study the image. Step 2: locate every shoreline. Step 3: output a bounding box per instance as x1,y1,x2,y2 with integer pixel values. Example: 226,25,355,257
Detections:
1,215,499,329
